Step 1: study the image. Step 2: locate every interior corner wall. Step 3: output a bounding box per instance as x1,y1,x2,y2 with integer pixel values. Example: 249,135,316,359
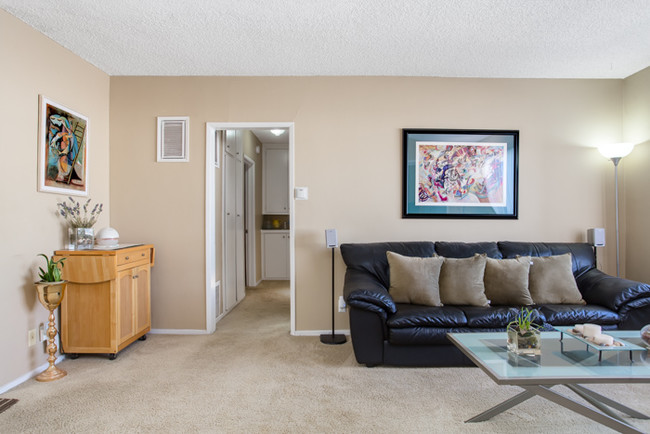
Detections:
0,10,110,389
623,66,650,283
109,76,623,333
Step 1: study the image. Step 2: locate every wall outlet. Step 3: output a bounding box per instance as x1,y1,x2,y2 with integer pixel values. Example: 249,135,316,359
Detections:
28,329,37,346
39,323,47,342
338,296,346,313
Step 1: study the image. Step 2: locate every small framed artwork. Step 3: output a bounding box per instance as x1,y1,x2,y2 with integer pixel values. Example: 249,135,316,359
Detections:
38,96,89,196
402,129,519,219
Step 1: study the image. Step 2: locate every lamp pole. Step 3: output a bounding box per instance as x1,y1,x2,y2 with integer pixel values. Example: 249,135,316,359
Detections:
599,143,634,278
611,157,621,277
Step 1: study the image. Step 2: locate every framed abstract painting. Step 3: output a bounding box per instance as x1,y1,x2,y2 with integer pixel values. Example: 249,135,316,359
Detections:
38,96,89,196
402,129,518,219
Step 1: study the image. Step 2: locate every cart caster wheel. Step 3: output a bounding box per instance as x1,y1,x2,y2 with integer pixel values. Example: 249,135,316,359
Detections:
138,335,147,341
69,353,80,360
109,353,117,360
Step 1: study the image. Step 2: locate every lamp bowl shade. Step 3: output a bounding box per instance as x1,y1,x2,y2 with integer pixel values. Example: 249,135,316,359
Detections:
96,227,120,246
598,143,635,159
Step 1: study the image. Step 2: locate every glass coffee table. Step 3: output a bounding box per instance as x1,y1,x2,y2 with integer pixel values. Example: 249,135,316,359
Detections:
447,331,650,434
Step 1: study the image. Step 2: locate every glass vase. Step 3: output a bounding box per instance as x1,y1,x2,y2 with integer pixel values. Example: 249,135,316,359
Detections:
507,326,541,356
69,227,94,250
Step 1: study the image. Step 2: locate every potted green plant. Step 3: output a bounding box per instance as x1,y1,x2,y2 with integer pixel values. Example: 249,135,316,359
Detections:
506,307,542,356
34,254,68,381
37,253,66,282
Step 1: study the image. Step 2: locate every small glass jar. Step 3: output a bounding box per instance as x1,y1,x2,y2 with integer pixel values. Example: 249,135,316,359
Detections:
641,325,650,346
69,227,94,250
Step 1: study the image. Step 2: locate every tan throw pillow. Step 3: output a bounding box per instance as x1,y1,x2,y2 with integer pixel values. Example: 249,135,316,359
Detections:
439,254,489,306
386,251,444,307
484,257,533,305
529,254,585,304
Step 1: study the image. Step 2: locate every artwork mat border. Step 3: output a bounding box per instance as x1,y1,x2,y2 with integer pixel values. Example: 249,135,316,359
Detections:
38,95,89,196
414,140,508,207
402,128,519,219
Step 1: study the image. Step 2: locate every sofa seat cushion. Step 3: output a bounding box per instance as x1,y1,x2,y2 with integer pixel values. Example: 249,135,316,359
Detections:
537,304,620,326
458,306,541,328
389,327,506,345
388,304,467,328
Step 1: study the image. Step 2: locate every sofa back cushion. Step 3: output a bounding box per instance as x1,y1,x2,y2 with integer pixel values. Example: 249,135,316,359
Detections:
386,251,443,306
340,242,436,288
497,242,595,278
484,256,534,305
439,254,490,306
435,241,502,259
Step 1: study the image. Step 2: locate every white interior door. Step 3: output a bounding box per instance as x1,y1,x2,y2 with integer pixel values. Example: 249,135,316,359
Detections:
224,151,237,311
235,154,245,302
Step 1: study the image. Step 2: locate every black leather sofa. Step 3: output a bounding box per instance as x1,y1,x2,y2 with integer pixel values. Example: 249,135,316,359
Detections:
341,241,650,367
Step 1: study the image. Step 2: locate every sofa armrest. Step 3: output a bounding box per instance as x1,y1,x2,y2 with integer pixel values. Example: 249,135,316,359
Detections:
343,269,396,314
577,268,650,311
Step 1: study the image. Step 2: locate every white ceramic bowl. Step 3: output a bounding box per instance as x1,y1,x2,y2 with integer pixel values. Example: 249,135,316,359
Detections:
96,227,120,246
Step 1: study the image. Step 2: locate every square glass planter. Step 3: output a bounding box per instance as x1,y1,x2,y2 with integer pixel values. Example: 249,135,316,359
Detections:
507,327,541,356
69,227,94,250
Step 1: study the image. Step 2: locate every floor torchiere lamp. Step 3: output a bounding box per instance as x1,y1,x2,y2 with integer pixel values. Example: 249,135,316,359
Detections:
598,143,635,278
320,229,346,345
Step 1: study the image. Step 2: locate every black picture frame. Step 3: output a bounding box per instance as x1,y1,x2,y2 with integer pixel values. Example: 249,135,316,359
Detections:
402,128,519,219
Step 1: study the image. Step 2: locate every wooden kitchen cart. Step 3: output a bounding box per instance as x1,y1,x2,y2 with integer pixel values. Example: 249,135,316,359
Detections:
54,244,154,359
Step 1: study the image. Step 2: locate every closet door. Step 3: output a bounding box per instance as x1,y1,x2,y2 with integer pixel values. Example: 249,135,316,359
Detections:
224,151,238,311
235,156,245,302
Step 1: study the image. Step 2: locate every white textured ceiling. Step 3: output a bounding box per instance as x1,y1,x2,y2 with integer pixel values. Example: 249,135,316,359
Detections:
2,0,649,78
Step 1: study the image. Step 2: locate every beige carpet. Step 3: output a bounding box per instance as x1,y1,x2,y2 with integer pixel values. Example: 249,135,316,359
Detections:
2,281,650,433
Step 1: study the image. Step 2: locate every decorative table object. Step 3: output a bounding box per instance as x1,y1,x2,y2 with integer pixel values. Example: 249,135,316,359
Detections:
95,227,120,247
34,254,67,382
506,308,541,356
555,325,644,362
57,197,103,250
68,227,94,250
641,324,650,346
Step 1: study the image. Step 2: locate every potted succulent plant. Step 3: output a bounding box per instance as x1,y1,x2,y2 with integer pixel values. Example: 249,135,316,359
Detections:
506,307,542,356
34,254,68,381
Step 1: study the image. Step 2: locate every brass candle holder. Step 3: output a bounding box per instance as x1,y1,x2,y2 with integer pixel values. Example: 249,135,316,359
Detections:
34,281,68,382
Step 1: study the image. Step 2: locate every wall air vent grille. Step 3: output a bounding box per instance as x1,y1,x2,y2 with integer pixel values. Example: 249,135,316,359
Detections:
157,116,189,162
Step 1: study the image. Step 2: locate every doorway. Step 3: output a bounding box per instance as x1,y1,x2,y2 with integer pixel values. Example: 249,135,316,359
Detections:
205,122,296,335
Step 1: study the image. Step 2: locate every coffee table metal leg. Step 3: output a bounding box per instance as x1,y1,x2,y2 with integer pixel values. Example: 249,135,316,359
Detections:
465,389,535,423
567,384,650,420
527,385,644,434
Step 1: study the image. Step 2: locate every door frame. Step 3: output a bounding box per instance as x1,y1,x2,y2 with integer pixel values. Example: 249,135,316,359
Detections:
205,122,295,334
243,155,257,287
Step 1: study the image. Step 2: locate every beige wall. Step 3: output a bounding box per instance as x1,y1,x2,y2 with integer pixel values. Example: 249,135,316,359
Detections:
4,7,650,390
623,66,650,282
0,10,110,387
110,76,624,333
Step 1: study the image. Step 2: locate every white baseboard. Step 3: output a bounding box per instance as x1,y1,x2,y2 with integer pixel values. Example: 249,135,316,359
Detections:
149,329,212,335
0,356,66,395
291,329,350,337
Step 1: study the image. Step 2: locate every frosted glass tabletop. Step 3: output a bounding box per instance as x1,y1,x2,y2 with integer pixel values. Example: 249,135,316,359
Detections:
447,331,650,385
